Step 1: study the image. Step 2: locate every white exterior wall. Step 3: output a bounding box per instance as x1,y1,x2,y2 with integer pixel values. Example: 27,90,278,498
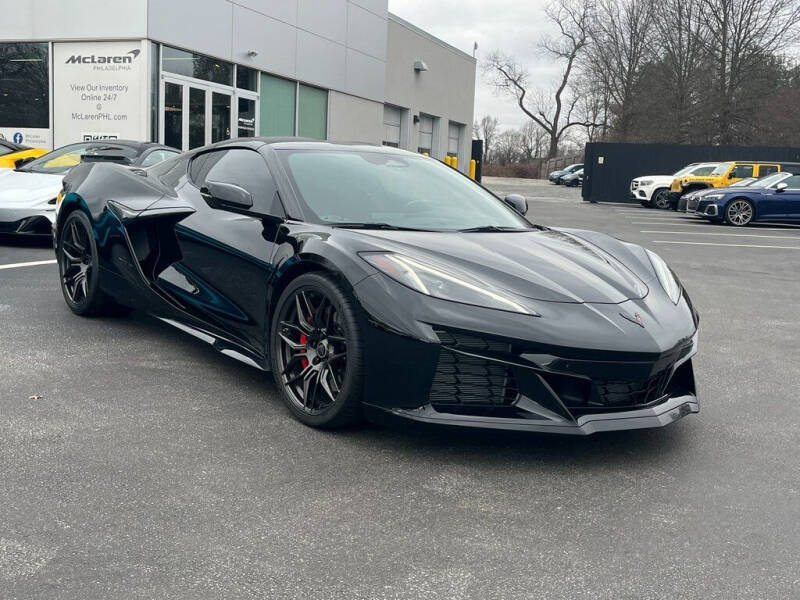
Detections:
146,0,387,102
384,14,476,172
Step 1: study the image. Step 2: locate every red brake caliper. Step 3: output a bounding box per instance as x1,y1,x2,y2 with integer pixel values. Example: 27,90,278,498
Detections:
299,334,308,369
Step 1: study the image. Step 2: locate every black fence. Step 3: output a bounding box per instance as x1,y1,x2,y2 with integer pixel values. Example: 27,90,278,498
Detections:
581,142,800,203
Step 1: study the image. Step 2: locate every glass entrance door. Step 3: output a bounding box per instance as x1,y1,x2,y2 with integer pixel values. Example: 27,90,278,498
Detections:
161,77,233,151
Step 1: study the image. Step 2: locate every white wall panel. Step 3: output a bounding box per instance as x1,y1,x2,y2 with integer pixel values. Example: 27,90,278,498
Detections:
327,91,382,144
345,49,385,102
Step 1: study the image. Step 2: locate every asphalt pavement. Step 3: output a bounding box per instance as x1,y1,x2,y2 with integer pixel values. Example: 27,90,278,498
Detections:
1,179,799,599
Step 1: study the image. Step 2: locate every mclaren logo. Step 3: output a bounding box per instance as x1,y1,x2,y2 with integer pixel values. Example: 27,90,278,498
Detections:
65,49,140,64
620,312,645,328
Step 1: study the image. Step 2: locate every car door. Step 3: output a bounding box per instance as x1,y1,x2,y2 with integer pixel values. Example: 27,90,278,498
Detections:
159,147,285,354
777,175,800,221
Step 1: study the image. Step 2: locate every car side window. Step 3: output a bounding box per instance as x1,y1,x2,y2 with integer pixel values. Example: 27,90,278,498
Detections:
0,144,12,157
758,165,778,177
731,164,754,178
189,148,283,215
781,175,800,189
140,149,180,167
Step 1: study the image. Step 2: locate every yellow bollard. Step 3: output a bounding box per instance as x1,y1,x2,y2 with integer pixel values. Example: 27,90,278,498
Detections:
469,159,476,179
444,155,452,167
451,157,458,169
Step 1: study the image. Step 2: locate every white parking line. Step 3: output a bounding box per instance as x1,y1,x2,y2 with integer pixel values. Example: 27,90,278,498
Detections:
641,230,800,239
0,259,57,270
653,240,800,250
631,221,715,226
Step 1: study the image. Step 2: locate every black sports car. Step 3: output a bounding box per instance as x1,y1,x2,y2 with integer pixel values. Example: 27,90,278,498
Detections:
54,138,699,433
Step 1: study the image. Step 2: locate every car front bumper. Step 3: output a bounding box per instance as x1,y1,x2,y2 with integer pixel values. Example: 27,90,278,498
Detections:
354,273,700,435
0,207,55,235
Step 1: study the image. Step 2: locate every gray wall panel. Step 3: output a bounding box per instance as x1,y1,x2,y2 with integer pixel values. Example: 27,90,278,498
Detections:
0,0,147,40
297,0,347,44
148,0,232,59
349,0,387,18
296,30,346,91
232,5,297,78
327,91,382,144
233,0,297,25
346,49,385,102
346,3,386,60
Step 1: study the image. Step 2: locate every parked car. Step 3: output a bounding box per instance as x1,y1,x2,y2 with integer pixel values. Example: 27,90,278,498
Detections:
0,140,179,236
631,162,720,209
0,139,48,169
561,168,583,187
668,161,800,209
678,175,760,212
693,172,800,226
549,163,583,184
53,138,699,434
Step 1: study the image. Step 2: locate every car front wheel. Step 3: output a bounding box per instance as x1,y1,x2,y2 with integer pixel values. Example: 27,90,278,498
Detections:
725,199,754,226
270,272,364,428
652,189,671,209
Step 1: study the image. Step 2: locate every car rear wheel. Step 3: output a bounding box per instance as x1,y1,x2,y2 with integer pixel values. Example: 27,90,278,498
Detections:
652,189,671,209
270,272,363,428
57,210,114,316
725,199,754,226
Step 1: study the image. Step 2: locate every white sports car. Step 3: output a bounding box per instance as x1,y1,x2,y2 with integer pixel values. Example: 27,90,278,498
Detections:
0,140,178,236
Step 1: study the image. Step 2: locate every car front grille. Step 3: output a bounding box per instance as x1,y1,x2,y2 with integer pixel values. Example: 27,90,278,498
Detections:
593,369,671,408
430,329,518,414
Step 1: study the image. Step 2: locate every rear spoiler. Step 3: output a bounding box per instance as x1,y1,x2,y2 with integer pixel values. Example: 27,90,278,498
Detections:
81,153,133,165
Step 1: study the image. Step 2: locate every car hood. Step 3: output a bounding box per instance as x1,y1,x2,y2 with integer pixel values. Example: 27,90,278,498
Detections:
0,169,63,205
350,228,650,304
633,175,675,185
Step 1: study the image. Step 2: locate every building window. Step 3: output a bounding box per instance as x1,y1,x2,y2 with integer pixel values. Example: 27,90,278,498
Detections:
259,73,295,137
162,46,233,86
418,114,434,155
236,66,258,91
297,84,327,140
238,97,256,137
447,121,462,158
383,105,401,148
0,42,49,129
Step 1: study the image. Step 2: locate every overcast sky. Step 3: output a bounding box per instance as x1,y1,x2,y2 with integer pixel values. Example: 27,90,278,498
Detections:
387,0,555,132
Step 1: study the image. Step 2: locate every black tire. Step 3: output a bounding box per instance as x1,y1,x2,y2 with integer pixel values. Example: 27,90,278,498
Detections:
270,272,363,429
652,189,671,210
57,210,114,316
724,198,755,227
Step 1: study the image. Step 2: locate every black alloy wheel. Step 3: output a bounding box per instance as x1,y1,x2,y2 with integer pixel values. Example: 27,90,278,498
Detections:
58,211,109,316
271,273,363,428
653,189,671,209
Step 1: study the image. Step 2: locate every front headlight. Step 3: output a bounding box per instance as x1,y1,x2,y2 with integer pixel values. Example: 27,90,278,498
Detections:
639,180,653,186
703,194,724,201
645,249,681,304
360,252,539,316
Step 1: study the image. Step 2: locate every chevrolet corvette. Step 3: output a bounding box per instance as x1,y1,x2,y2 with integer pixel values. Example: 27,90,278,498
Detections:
54,138,699,433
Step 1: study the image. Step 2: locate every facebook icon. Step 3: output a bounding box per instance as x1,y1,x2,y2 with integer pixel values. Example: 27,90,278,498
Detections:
13,132,23,144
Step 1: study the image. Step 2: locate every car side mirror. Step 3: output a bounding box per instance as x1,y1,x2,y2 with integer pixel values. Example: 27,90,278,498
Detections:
503,194,528,215
201,180,253,210
775,182,788,193
14,156,35,169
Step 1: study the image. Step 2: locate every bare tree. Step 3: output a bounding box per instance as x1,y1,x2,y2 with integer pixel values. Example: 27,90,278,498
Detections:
473,115,499,164
699,0,800,143
493,130,525,166
484,0,596,158
585,0,655,139
518,121,547,160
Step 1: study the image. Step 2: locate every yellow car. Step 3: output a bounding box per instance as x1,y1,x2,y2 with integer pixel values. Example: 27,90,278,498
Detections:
670,161,785,196
0,139,48,169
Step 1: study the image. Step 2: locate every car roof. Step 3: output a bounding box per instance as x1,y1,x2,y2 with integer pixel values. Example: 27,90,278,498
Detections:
0,139,29,151
195,136,425,157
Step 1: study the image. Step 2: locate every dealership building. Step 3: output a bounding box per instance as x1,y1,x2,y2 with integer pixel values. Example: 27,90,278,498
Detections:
0,0,476,171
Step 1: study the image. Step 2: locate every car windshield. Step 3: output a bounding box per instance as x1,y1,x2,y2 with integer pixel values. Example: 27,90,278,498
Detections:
278,149,533,231
711,162,733,175
16,143,138,174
